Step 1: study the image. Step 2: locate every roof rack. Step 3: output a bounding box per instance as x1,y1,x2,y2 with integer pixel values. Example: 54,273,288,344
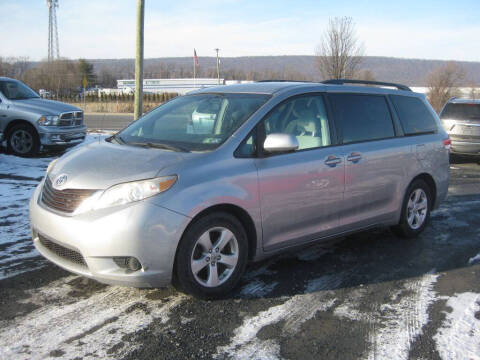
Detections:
256,80,313,83
322,79,411,92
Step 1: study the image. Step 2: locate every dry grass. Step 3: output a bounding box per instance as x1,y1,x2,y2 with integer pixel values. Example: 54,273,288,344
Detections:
65,100,163,113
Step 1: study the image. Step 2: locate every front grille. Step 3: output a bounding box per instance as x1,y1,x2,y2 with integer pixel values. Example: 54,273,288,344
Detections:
58,111,83,126
41,177,96,213
60,112,73,120
39,234,87,267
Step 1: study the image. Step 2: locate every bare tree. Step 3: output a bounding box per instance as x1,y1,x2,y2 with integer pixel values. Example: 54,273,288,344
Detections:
315,17,365,80
426,62,465,113
467,81,478,100
356,69,375,81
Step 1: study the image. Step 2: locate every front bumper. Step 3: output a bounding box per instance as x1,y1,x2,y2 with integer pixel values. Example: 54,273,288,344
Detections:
38,125,87,147
29,181,190,287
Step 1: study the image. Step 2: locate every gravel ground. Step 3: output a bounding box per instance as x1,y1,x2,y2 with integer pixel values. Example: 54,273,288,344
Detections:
0,147,479,360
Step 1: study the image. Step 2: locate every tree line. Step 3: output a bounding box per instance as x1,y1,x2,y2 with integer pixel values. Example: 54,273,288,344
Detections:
1,16,478,114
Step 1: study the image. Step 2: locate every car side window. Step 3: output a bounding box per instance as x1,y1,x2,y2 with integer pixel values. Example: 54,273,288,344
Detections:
236,131,257,157
390,95,437,135
262,95,331,151
329,94,395,144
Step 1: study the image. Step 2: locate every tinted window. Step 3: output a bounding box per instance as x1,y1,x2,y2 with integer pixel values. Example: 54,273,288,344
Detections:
330,94,394,144
391,95,437,135
262,95,331,151
440,103,480,120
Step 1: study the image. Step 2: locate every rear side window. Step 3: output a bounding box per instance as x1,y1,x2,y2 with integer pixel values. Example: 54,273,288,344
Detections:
440,103,480,120
329,94,395,144
391,95,437,135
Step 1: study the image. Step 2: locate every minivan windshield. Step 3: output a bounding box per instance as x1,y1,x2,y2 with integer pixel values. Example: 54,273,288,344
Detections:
441,103,480,120
0,80,39,100
117,93,270,152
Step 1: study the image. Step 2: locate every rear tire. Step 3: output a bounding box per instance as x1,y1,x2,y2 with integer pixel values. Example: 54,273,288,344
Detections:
392,179,432,238
174,212,248,299
7,123,40,157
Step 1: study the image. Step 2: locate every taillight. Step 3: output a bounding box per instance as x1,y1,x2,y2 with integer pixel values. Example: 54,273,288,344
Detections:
443,138,451,150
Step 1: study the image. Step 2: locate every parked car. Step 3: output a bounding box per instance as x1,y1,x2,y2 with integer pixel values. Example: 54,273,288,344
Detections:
0,77,86,156
440,98,480,156
29,80,450,298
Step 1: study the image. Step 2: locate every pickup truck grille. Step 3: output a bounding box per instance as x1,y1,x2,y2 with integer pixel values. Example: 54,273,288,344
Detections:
41,177,96,213
59,111,83,126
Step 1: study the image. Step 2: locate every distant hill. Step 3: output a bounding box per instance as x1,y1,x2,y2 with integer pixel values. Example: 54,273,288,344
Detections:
87,56,480,87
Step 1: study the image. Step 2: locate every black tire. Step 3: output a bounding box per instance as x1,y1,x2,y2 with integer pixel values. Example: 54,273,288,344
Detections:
174,212,248,299
391,179,432,238
7,123,40,157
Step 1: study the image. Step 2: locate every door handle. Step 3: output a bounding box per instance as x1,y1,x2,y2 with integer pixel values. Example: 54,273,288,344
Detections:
325,155,342,167
347,152,362,163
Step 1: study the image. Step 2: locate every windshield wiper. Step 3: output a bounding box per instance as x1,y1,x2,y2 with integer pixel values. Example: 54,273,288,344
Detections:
128,142,189,152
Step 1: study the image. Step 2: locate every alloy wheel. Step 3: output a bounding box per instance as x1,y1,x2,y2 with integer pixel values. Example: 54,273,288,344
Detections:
10,129,33,154
406,188,428,230
190,227,239,287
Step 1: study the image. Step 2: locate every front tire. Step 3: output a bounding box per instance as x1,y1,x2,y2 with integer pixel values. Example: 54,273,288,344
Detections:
7,123,40,157
174,212,248,299
392,179,432,238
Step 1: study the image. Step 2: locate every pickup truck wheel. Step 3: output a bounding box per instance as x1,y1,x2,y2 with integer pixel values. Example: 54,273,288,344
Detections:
7,124,40,157
174,212,248,299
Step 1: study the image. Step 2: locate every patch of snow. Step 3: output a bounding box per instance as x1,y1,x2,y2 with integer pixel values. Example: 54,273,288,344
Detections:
216,274,341,359
364,273,439,360
469,253,480,265
0,155,52,279
0,133,109,279
434,292,480,360
0,276,185,360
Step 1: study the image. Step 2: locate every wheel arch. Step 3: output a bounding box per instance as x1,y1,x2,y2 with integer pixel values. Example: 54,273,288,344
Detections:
4,119,39,138
409,173,437,208
177,203,258,262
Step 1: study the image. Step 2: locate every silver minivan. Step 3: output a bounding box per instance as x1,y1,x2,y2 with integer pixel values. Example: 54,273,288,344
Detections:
29,80,450,298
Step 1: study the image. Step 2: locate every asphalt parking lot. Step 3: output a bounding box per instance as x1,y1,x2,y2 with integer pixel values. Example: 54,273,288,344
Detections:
0,145,479,360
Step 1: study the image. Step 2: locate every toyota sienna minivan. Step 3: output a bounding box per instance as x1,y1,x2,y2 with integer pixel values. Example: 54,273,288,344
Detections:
30,80,450,298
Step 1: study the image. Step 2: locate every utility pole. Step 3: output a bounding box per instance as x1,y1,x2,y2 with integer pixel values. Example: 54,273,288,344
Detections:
215,48,220,84
134,0,145,120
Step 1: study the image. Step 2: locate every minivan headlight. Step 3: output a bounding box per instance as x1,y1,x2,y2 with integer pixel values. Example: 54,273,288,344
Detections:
38,115,59,126
93,176,177,210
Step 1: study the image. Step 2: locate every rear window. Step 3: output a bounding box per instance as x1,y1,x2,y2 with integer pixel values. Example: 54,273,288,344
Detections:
329,94,395,144
391,95,437,135
440,103,480,120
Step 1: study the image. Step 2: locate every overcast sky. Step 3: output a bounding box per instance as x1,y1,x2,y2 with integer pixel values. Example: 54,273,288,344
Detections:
1,0,479,61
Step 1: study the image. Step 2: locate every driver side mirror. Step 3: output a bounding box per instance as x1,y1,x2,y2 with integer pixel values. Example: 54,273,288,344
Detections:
263,133,299,153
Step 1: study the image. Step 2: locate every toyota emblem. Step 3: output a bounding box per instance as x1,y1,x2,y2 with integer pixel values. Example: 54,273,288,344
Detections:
54,174,68,189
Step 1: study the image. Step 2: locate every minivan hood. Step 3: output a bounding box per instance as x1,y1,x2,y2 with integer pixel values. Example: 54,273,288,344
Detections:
48,140,186,190
12,98,81,115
